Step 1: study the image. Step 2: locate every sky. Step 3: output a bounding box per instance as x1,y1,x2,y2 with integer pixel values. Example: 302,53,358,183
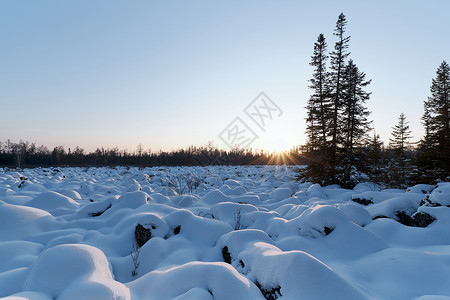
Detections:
1,0,449,153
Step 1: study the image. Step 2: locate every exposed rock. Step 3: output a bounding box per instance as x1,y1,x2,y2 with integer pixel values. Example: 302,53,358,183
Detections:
173,225,181,235
374,211,436,228
135,224,152,247
373,215,388,220
239,259,245,268
222,246,231,264
419,195,441,207
324,226,334,235
352,197,373,206
255,282,282,300
395,211,416,227
412,212,436,227
88,204,111,217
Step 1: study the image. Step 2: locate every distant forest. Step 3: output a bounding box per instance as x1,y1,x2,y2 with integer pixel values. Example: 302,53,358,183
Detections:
1,13,448,189
0,141,308,169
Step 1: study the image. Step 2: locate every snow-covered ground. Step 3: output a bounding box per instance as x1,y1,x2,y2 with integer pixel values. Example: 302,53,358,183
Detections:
0,166,450,300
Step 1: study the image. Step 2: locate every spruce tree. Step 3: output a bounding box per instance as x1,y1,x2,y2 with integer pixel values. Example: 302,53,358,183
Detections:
301,13,374,187
341,60,372,151
329,13,351,181
415,102,436,183
339,59,372,185
366,132,385,184
303,34,332,183
419,60,450,180
388,113,413,187
420,102,434,150
305,33,331,149
389,113,412,156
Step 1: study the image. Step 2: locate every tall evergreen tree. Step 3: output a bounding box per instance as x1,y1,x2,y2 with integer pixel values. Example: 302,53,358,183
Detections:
389,113,412,156
329,13,351,181
366,131,385,184
427,61,450,149
303,34,333,184
301,13,373,187
341,60,372,152
338,59,372,185
420,102,434,150
419,60,450,180
305,33,331,149
415,102,436,183
388,113,413,187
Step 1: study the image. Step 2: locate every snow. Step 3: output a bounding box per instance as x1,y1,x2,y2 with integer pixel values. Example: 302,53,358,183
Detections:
0,166,449,299
23,244,130,300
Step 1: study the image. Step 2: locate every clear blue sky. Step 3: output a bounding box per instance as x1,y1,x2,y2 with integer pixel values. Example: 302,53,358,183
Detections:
1,0,449,152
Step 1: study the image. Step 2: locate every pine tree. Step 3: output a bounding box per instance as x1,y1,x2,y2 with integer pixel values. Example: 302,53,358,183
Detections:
389,113,412,156
329,13,351,181
419,60,450,180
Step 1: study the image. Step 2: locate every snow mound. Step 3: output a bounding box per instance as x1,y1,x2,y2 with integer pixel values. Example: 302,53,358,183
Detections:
24,244,130,300
200,190,231,205
171,195,199,207
127,261,264,300
269,188,292,201
165,210,232,246
114,191,149,209
367,196,420,219
427,182,450,206
25,191,79,214
0,201,58,241
0,241,43,272
2,291,53,300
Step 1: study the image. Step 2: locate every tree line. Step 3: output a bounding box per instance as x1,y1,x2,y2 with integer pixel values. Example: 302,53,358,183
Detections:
300,13,449,188
0,141,308,168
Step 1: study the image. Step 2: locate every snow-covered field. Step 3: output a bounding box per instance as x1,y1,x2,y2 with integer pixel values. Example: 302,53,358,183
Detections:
1,166,450,300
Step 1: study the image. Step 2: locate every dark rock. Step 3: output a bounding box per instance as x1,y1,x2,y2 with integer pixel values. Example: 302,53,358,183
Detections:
324,227,334,235
135,224,152,247
413,212,436,227
255,282,282,300
88,204,112,217
420,196,441,207
395,211,436,228
239,259,245,268
174,225,181,235
352,197,373,206
373,215,388,220
222,246,231,264
395,211,416,227
374,211,436,228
